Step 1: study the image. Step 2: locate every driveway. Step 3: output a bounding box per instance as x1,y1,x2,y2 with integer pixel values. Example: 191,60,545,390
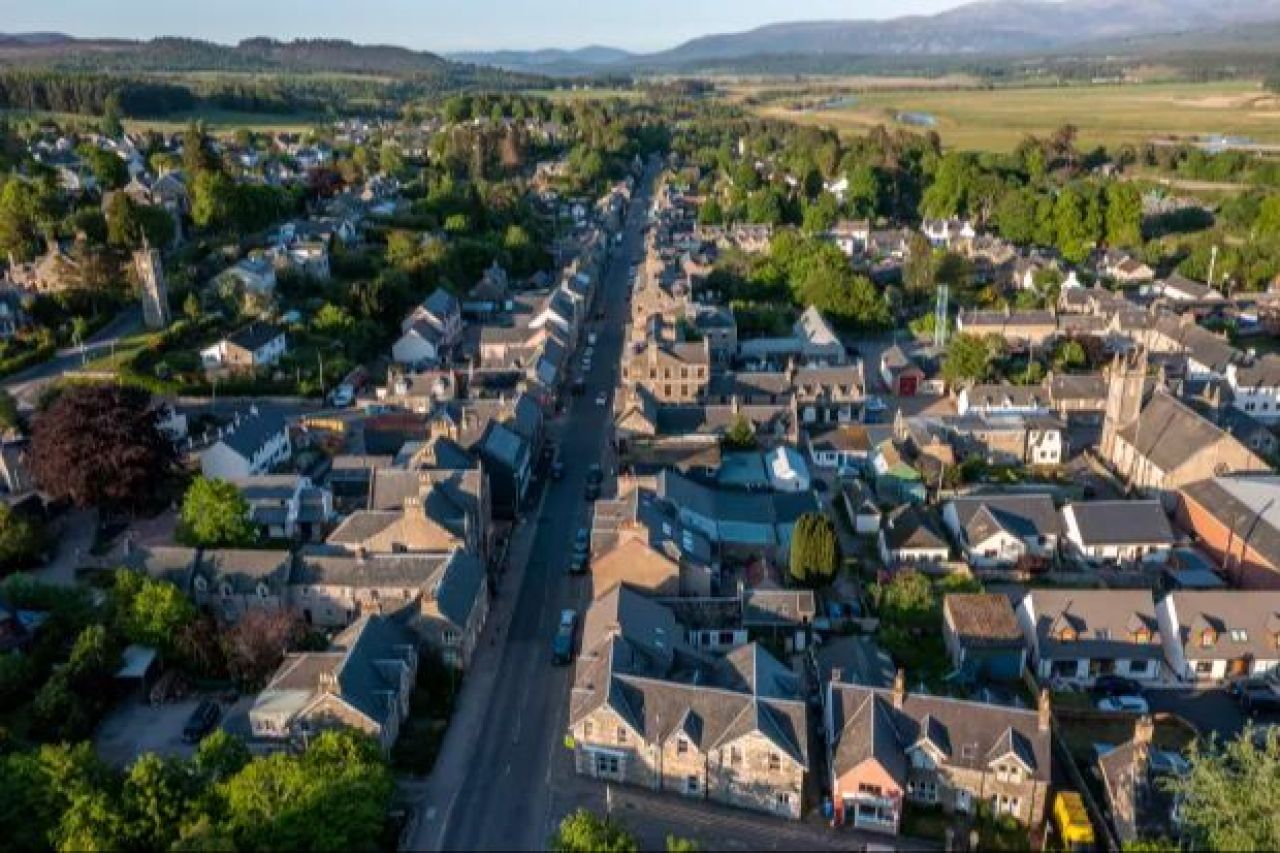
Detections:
1145,687,1280,741
95,695,204,768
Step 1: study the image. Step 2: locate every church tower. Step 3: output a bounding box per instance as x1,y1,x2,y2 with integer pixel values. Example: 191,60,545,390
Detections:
1100,346,1147,463
133,242,171,330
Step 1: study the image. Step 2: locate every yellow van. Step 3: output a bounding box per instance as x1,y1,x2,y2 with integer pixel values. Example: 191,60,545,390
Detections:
1054,791,1095,851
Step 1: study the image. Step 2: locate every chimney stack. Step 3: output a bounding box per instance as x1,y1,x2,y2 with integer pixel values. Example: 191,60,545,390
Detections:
892,669,906,709
1038,688,1052,732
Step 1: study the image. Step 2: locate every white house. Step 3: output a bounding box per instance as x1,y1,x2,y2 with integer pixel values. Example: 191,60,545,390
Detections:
878,505,950,569
201,323,288,371
1017,590,1166,685
766,446,811,493
956,384,1051,418
943,494,1061,570
1060,500,1174,568
401,288,463,348
1225,357,1280,424
922,217,976,248
391,322,444,366
1156,591,1280,683
200,411,292,480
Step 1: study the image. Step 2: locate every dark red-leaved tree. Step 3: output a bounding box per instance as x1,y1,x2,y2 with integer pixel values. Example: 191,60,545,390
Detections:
221,609,307,688
30,383,177,513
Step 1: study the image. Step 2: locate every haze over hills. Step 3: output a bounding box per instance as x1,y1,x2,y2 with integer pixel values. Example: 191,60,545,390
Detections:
0,34,476,77
452,0,1280,73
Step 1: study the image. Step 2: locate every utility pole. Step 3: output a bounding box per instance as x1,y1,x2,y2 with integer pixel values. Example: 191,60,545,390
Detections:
934,284,949,349
1207,245,1219,289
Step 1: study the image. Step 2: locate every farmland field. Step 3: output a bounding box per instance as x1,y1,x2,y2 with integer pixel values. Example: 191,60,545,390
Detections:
1,108,326,135
751,80,1280,152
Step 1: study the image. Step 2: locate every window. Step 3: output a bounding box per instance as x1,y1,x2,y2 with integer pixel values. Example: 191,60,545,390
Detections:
595,752,621,778
908,780,939,803
616,727,627,744
775,792,791,810
768,752,781,771
686,775,700,795
718,631,735,646
858,783,883,797
1200,630,1216,648
1231,629,1249,643
995,794,1021,816
1195,660,1214,675
583,721,593,738
995,764,1021,783
442,629,459,646
730,746,742,766
677,738,688,755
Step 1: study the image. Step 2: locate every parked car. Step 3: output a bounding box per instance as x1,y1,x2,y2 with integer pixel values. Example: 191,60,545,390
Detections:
1239,684,1280,714
595,391,608,407
1097,695,1149,714
585,464,603,500
1092,675,1144,698
553,609,577,664
183,699,221,743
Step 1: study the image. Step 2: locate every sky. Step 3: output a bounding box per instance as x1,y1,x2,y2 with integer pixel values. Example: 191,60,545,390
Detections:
0,0,969,53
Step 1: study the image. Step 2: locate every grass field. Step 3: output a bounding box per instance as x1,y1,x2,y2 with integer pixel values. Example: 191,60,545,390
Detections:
753,80,1280,152
1,108,325,135
527,86,644,102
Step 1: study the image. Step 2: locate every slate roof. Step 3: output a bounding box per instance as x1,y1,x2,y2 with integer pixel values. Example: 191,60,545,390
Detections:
1178,475,1280,569
1163,591,1280,662
812,635,895,688
949,493,1061,543
1026,590,1164,662
226,322,284,353
422,287,460,320
121,545,199,588
828,684,1052,784
294,546,448,588
1119,391,1254,475
220,412,288,460
262,615,416,730
572,585,810,768
883,504,949,552
429,549,486,627
196,549,293,593
742,589,816,628
1063,500,1174,546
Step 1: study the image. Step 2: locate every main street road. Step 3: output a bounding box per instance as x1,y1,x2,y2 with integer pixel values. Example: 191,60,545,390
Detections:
412,162,658,852
2,305,143,408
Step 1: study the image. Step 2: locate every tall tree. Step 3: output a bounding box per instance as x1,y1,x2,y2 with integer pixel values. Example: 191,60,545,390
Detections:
1166,728,1280,851
30,384,177,513
789,513,840,585
549,810,638,853
178,477,257,548
0,503,47,573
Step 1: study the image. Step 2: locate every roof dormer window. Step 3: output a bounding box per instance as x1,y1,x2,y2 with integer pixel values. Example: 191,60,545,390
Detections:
1200,629,1216,648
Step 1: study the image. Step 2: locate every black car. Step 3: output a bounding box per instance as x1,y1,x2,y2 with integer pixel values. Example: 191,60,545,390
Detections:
1239,685,1280,714
183,699,221,743
1091,675,1144,698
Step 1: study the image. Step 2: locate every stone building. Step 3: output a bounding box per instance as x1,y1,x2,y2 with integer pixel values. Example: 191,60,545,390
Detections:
134,245,171,329
568,586,809,820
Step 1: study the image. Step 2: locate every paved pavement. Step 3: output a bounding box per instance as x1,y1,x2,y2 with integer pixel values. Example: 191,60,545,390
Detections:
3,306,143,408
405,164,657,852
1146,687,1280,741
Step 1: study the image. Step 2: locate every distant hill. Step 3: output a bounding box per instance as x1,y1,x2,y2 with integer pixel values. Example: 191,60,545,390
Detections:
451,0,1280,76
636,0,1280,68
0,35,504,80
446,45,635,75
